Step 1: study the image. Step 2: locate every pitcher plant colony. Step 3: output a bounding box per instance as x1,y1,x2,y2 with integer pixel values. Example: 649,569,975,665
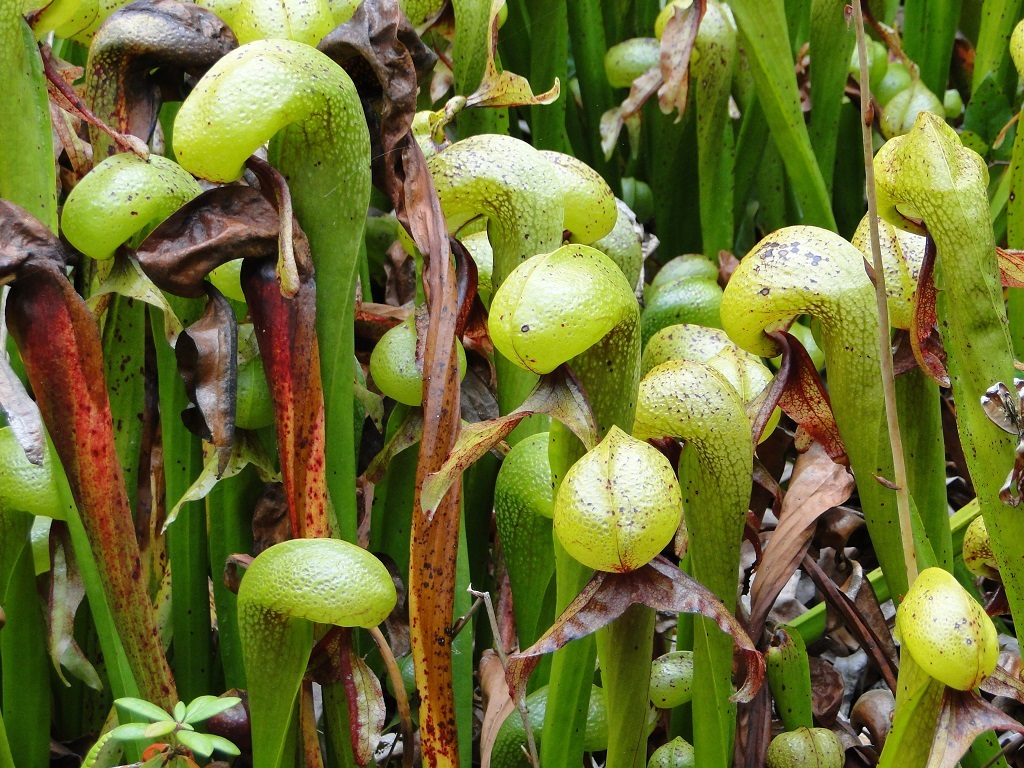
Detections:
6,0,1024,766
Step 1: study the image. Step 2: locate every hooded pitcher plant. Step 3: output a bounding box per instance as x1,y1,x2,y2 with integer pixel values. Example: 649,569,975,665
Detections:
84,0,237,160
428,134,617,423
0,199,176,708
236,538,397,768
633,358,753,768
489,243,642,767
873,113,1024,621
173,38,371,541
720,226,914,600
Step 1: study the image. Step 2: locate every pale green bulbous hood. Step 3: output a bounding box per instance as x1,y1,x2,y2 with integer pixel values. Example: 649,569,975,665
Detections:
369,315,467,406
894,566,998,691
62,153,202,260
173,39,366,184
873,111,989,237
488,244,639,374
553,426,682,573
721,225,875,358
495,431,554,519
851,215,925,331
239,538,397,628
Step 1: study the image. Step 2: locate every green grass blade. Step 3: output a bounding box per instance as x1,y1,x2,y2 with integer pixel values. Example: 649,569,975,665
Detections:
152,300,213,702
1,526,51,768
808,0,857,192
973,0,1024,99
0,0,56,231
902,0,963,96
568,0,620,185
728,0,836,229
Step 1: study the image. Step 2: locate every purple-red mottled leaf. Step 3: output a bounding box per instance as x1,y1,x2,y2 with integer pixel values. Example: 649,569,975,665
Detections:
0,199,175,707
909,236,949,387
242,257,328,539
505,557,764,703
758,331,847,464
420,366,598,516
342,639,386,766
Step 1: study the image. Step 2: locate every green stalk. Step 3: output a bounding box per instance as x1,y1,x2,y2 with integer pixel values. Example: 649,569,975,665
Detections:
100,296,146,513
567,0,619,184
695,1,737,257
0,521,50,768
428,136,616,423
0,708,13,768
1007,99,1024,360
237,539,396,768
207,464,260,689
594,605,656,768
895,370,951,569
722,226,911,600
973,0,1024,98
874,114,1024,620
173,39,371,541
526,0,569,152
153,298,212,702
633,362,753,768
902,0,962,97
728,0,836,229
807,0,856,192
0,0,56,230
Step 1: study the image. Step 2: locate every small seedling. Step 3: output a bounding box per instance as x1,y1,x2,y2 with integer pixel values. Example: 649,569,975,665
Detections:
106,695,241,767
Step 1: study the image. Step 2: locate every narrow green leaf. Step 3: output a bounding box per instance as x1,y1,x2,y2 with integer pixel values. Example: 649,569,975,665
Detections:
183,696,241,724
902,0,963,96
143,721,177,739
108,723,152,742
175,729,215,760
729,0,836,229
114,698,172,723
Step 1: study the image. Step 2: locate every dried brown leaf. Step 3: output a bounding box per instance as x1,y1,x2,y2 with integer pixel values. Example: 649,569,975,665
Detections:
926,688,1024,768
328,2,461,762
420,366,597,516
479,651,516,768
0,348,45,465
759,331,848,463
176,286,237,452
505,557,764,703
86,0,236,156
137,185,306,298
749,442,854,631
463,0,559,109
657,1,705,116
